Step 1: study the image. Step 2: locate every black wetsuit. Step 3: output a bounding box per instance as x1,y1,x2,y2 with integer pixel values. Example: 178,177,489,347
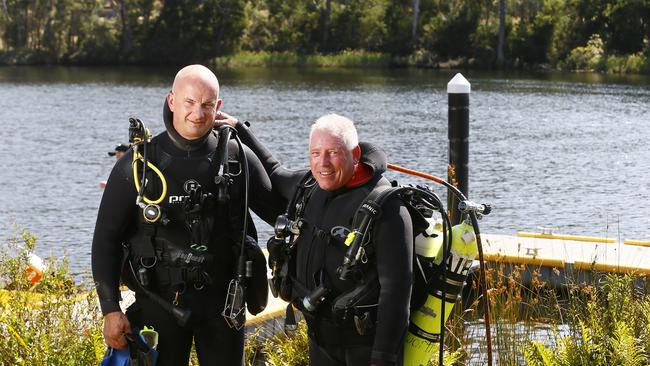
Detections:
91,104,281,366
235,122,413,366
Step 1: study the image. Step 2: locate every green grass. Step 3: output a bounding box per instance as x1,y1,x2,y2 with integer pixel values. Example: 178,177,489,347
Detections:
212,50,393,68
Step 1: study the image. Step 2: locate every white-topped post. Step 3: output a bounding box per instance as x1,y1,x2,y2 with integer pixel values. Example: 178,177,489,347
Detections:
447,73,471,225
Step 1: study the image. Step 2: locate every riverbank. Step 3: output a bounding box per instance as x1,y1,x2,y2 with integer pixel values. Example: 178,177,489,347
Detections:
209,50,472,69
211,50,650,74
3,48,649,74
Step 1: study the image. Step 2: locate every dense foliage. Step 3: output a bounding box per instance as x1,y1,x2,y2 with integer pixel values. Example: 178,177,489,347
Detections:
1,0,649,71
0,228,105,365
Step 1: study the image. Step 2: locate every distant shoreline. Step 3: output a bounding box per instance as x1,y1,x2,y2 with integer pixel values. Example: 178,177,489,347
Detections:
2,50,648,75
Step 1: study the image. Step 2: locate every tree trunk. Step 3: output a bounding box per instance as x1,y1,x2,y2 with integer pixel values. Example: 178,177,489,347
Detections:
119,0,134,53
22,5,29,49
496,0,505,67
411,0,420,45
322,0,331,52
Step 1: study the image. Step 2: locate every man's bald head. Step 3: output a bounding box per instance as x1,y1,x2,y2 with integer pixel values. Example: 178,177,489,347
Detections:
167,64,222,140
172,64,220,96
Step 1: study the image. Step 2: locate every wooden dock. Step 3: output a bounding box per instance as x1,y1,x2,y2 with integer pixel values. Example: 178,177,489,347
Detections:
482,232,650,275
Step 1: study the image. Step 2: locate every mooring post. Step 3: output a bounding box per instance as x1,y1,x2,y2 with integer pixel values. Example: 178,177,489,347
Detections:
447,73,471,225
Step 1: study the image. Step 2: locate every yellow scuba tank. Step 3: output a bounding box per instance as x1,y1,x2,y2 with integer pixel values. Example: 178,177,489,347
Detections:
404,219,478,366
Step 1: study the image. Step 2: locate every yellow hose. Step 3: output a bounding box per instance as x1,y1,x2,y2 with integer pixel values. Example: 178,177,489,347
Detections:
132,150,167,205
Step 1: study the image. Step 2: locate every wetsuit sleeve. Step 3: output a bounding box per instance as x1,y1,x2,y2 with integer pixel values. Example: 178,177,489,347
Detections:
236,121,306,201
371,198,413,365
91,153,138,315
242,143,289,225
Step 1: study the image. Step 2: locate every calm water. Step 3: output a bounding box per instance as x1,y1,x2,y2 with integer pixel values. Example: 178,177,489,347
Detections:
1,66,649,276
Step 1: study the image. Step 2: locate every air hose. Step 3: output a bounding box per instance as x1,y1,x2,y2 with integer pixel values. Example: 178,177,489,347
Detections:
129,118,168,207
387,162,493,366
132,152,167,205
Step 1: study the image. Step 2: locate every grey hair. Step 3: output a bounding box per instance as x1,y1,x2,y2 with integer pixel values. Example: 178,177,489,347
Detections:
309,113,359,150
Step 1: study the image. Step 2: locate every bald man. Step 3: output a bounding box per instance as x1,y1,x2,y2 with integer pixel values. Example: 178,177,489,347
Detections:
92,65,282,365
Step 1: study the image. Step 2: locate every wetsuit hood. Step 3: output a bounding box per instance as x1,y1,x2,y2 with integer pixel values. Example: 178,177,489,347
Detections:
340,141,387,190
358,141,387,176
163,97,212,152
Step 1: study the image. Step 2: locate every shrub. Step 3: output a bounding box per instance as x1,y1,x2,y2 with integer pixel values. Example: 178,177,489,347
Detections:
0,227,105,365
565,34,606,71
263,321,310,366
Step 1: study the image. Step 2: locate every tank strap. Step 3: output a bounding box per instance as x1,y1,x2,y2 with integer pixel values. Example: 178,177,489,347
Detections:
427,265,468,302
408,321,440,342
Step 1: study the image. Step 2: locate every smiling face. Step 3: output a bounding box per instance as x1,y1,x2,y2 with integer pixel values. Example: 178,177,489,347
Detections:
167,66,222,140
309,129,358,191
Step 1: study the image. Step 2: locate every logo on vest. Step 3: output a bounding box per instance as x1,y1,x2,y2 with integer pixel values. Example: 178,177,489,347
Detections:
168,179,198,204
330,226,351,241
184,179,199,193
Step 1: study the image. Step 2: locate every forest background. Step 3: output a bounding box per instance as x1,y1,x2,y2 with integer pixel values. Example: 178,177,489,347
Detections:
1,0,650,73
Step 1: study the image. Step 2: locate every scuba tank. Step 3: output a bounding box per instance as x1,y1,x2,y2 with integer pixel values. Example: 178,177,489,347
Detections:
403,218,478,366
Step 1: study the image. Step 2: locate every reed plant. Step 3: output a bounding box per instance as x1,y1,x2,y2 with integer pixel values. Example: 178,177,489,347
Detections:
523,273,650,365
447,259,650,366
445,263,560,365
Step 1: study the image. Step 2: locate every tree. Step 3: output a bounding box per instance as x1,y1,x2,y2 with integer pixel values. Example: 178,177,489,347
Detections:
322,0,331,52
383,0,414,55
411,0,420,45
602,0,647,54
117,0,134,53
496,0,505,66
145,0,246,64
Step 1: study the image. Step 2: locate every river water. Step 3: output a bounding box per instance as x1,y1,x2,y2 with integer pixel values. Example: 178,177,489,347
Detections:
1,66,649,277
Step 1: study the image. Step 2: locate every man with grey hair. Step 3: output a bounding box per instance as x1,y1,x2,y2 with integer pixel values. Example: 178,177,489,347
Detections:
220,113,413,366
92,65,280,365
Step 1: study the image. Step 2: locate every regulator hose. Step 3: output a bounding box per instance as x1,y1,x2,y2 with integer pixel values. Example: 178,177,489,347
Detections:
129,118,168,206
132,151,167,205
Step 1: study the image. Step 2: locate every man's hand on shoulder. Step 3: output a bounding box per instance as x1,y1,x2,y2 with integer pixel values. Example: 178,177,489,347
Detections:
103,311,131,349
214,111,239,128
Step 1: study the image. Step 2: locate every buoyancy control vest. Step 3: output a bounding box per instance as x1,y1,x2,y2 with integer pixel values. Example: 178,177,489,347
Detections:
124,130,259,306
294,174,388,306
268,174,469,336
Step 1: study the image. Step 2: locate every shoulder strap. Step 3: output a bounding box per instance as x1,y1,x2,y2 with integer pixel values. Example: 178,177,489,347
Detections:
147,135,172,171
350,185,435,245
349,184,396,229
287,171,317,220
